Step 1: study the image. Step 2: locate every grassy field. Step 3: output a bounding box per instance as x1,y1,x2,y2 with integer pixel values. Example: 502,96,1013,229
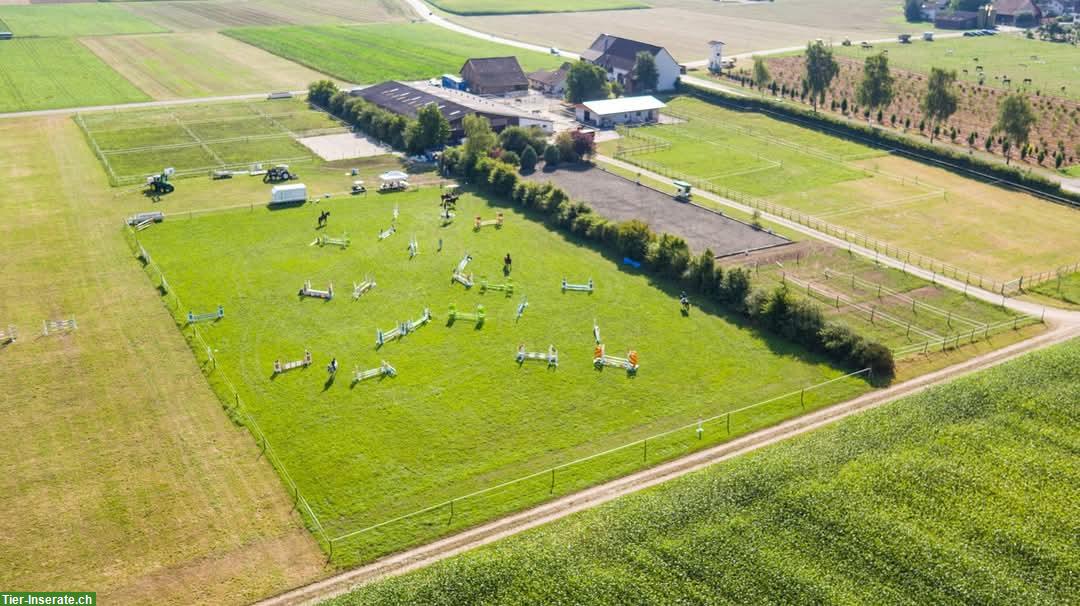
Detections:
427,0,649,15
224,23,563,84
0,4,164,37
136,181,874,564
77,98,344,184
330,336,1080,605
81,32,336,100
602,97,1080,283
834,34,1080,101
0,38,150,113
124,0,408,31
1030,272,1080,306
0,115,326,605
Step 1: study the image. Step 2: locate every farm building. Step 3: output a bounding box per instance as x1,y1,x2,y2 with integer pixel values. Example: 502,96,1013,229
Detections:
352,81,551,139
581,34,681,93
935,10,981,28
460,57,529,96
994,0,1042,24
528,62,571,96
575,96,665,128
707,40,726,73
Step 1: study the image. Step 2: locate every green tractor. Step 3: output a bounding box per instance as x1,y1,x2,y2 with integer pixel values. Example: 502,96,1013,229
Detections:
145,167,175,195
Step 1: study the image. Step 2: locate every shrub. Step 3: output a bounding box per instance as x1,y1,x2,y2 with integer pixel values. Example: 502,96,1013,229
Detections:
543,144,560,167
519,145,538,173
615,219,654,261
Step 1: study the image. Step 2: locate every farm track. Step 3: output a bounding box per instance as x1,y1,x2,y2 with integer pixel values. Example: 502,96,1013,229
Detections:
256,321,1078,606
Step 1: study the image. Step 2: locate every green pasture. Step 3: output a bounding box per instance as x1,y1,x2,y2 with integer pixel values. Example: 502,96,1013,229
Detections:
605,96,1080,283
224,23,562,85
833,34,1080,100
331,336,1080,606
0,4,165,37
77,98,342,183
1030,271,1080,306
0,38,149,113
137,186,872,564
427,0,649,15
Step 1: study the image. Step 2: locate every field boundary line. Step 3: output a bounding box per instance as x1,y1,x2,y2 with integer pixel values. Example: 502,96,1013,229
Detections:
171,112,225,166
823,268,988,330
814,190,946,219
254,323,1079,606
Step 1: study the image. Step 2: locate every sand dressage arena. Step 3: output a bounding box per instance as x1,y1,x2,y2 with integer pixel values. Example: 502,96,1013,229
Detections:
298,132,391,161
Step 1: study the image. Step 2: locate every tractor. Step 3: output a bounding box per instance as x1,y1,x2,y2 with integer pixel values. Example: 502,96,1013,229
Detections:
263,164,297,183
145,167,175,196
673,180,692,203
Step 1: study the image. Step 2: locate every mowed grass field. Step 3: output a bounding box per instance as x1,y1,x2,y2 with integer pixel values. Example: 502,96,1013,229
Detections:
1031,271,1080,306
834,34,1080,101
77,98,343,184
81,32,337,100
427,0,649,15
603,97,1080,282
137,185,872,564
0,3,165,37
224,23,563,85
331,336,1080,605
0,38,150,113
0,116,326,604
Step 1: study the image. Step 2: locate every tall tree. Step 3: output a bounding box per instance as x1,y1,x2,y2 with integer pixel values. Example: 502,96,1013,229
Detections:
993,94,1038,164
752,56,771,95
904,0,922,22
407,102,450,154
631,51,659,93
307,80,339,107
565,60,610,103
921,67,958,143
803,41,838,112
856,52,895,123
462,114,495,160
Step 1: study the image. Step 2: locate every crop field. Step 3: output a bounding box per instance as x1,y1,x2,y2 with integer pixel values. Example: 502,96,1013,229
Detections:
123,0,408,31
603,97,1080,283
0,3,165,37
724,243,1034,358
331,336,1080,605
427,0,649,15
77,98,345,184
135,185,873,564
81,32,336,100
225,23,562,85
0,38,150,113
833,34,1080,101
0,116,326,605
447,0,917,60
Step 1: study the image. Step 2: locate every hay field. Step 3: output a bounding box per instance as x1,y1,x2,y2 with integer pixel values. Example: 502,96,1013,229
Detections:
122,0,408,31
0,3,164,36
0,38,149,113
427,0,649,15
0,116,326,605
81,32,336,100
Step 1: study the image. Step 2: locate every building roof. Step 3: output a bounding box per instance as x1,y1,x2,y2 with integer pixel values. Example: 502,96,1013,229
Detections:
460,56,528,90
583,34,667,72
527,62,571,87
582,95,666,116
353,81,474,123
994,0,1041,15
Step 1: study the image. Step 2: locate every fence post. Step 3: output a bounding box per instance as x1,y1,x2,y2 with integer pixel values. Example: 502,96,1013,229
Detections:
550,468,555,493
800,388,805,409
726,412,731,433
643,439,648,463
449,499,455,525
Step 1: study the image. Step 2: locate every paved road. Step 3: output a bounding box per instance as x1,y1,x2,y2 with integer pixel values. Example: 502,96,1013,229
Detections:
402,0,581,59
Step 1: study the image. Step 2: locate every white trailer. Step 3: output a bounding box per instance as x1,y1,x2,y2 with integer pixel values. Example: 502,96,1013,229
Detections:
270,183,307,205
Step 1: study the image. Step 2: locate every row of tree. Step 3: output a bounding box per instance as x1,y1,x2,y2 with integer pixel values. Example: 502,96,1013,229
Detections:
437,116,895,378
309,80,451,155
750,42,1039,163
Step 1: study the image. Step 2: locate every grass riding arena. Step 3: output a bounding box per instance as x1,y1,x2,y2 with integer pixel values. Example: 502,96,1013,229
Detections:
76,97,346,185
602,97,1080,286
329,337,1080,605
223,23,563,85
0,38,150,113
426,0,650,15
136,185,873,565
833,34,1080,102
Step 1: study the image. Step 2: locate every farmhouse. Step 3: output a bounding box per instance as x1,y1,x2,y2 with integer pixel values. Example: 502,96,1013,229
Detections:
528,62,571,96
352,81,552,138
581,34,681,92
575,96,665,128
460,57,529,96
994,0,1042,24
